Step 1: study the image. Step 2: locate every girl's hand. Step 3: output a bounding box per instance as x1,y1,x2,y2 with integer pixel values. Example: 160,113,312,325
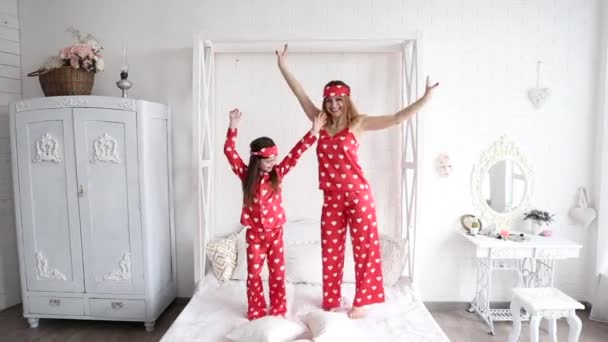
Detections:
229,108,242,128
312,112,327,135
275,44,288,69
423,76,439,100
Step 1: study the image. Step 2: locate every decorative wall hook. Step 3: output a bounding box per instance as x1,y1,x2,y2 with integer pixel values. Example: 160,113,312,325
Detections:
528,61,551,109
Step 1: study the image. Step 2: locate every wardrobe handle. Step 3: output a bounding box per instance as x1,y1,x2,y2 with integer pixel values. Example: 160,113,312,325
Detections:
48,298,61,306
78,185,86,198
111,301,124,309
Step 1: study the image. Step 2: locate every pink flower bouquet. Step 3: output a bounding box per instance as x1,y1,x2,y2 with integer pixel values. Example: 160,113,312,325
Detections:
58,42,104,72
32,28,105,73
27,28,103,97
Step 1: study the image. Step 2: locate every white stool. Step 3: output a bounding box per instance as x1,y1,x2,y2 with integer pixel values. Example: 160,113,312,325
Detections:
509,287,584,342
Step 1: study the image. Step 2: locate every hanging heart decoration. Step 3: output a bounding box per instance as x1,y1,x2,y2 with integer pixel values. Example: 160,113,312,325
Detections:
528,87,551,109
528,61,550,109
569,187,597,228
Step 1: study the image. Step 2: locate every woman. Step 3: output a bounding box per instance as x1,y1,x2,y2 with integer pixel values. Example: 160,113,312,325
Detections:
276,44,439,319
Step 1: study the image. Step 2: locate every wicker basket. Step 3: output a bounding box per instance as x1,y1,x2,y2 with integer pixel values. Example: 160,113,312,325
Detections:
28,66,95,96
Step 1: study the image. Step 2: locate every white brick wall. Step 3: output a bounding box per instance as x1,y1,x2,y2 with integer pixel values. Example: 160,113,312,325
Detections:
15,0,600,301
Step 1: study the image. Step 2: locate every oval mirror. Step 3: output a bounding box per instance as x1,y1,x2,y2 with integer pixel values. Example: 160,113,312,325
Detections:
471,136,534,230
482,159,527,214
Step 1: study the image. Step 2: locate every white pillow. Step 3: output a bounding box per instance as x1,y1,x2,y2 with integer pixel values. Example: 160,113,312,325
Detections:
206,233,238,282
283,219,321,244
226,316,307,342
303,311,367,342
344,235,408,286
232,219,320,281
232,220,408,286
285,242,322,284
380,237,409,286
285,241,355,284
285,234,408,286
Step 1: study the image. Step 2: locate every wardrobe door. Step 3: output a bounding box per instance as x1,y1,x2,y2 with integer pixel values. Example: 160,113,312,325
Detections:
73,108,143,294
14,109,84,292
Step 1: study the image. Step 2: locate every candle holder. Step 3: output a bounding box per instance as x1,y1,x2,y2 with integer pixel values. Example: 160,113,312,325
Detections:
116,70,133,98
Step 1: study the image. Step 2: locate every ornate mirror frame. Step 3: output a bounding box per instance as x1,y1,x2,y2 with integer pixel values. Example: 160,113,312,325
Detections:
471,135,535,230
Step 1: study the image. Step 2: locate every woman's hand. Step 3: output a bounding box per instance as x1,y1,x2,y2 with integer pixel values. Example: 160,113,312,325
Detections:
275,43,288,69
423,76,439,100
312,112,327,135
229,108,242,128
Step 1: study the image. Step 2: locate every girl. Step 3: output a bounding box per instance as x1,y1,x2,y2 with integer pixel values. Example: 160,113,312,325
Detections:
275,44,439,319
224,108,326,320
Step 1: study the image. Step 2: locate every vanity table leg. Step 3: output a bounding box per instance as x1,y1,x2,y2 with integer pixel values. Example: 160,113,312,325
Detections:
536,259,555,287
521,257,537,287
467,257,480,314
521,258,556,288
484,256,495,335
469,256,495,335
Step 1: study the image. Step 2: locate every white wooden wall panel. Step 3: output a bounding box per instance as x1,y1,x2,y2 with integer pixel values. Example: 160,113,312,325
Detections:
0,102,18,308
0,12,18,30
0,51,19,66
0,77,20,93
0,64,19,79
0,38,18,55
0,26,19,41
0,0,20,310
0,0,17,15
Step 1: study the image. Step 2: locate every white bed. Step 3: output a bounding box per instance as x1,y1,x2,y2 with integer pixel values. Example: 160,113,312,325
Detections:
174,37,447,341
161,274,449,342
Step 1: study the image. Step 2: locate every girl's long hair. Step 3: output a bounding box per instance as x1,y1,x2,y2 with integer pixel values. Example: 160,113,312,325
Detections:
243,137,280,206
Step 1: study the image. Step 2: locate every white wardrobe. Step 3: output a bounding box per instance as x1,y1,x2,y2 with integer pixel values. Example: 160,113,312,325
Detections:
8,96,176,331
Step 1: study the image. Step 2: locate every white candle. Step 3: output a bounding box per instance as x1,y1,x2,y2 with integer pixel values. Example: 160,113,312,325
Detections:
121,41,128,72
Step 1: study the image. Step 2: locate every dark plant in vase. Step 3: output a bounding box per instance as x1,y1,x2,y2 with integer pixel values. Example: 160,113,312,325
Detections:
523,209,555,236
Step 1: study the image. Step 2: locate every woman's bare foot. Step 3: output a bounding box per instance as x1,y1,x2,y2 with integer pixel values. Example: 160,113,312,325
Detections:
348,306,365,319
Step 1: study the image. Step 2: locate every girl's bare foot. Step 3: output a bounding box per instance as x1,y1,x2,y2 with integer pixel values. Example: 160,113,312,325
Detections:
348,306,365,319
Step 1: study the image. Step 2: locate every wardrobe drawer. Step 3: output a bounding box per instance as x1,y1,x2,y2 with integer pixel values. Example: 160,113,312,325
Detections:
28,296,85,316
89,298,145,319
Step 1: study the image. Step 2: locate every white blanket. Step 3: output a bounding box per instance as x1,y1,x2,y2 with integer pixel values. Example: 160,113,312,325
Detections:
161,275,449,342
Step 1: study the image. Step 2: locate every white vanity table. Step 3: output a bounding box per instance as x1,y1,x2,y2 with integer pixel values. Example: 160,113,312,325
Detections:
461,231,581,335
463,136,583,335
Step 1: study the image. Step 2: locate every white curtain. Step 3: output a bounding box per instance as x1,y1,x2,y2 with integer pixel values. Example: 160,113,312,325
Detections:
591,170,608,322
591,2,608,322
591,274,608,322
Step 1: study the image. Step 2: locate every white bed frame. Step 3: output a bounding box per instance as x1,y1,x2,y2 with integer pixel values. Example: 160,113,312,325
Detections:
192,35,421,287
